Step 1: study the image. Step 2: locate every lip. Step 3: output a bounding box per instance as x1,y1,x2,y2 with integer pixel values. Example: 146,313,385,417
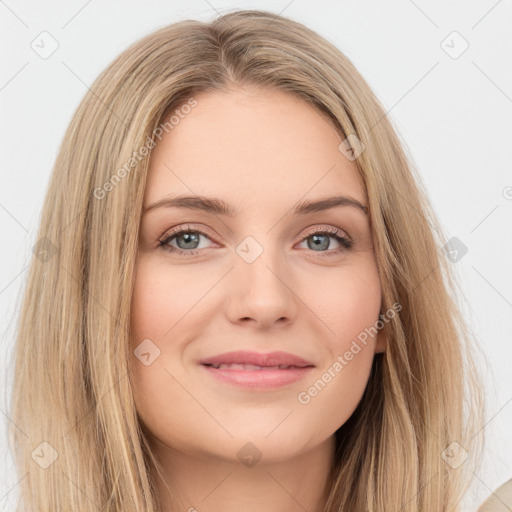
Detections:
199,350,315,390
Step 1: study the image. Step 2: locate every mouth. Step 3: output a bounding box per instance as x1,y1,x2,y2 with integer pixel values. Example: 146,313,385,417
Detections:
203,363,310,370
199,351,315,390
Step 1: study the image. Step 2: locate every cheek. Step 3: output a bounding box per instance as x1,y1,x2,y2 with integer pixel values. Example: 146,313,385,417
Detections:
130,255,207,341
295,350,375,448
129,256,213,438
129,260,192,446
302,257,381,347
291,261,381,429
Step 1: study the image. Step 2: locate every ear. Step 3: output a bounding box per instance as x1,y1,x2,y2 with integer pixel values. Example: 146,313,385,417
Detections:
374,324,387,354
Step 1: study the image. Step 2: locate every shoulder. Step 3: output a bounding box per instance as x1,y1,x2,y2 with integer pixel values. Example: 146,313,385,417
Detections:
477,478,512,511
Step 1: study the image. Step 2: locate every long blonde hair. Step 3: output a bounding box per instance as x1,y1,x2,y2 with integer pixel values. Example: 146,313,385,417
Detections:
8,9,485,511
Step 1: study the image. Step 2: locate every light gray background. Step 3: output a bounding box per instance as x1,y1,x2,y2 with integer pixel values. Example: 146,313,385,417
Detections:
1,1,511,510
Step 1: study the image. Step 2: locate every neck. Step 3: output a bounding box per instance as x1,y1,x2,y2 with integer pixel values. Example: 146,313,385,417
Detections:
149,434,336,512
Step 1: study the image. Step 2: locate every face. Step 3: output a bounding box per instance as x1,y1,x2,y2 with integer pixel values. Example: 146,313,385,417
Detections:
129,86,385,465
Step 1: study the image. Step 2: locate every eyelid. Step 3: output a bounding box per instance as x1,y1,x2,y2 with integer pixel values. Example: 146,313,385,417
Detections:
159,223,349,243
160,222,210,237
300,224,351,242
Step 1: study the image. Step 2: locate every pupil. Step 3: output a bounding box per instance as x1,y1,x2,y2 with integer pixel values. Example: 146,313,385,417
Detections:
179,232,199,249
309,234,328,251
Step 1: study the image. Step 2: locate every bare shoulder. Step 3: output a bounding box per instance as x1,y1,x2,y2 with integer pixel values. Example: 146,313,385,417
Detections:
477,478,512,511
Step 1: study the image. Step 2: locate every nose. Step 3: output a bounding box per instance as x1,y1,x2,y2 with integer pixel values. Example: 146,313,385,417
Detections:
225,244,299,330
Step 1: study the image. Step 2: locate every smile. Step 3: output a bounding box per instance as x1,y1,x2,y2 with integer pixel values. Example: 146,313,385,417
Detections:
200,363,314,390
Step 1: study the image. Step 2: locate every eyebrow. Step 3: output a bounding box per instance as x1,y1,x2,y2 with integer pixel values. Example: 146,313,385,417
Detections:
143,195,368,216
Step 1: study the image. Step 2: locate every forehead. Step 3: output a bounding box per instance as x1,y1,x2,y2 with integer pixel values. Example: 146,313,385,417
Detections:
145,87,366,209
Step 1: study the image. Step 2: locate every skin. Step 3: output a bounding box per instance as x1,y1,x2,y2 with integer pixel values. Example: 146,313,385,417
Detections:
129,85,386,512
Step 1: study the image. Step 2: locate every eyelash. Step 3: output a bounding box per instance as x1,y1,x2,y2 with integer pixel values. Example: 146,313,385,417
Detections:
157,224,353,258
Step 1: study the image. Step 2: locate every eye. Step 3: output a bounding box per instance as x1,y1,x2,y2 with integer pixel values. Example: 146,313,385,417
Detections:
157,224,353,257
297,226,353,257
158,224,215,256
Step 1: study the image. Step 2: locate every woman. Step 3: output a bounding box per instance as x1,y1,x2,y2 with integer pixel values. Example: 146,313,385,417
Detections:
8,9,487,512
